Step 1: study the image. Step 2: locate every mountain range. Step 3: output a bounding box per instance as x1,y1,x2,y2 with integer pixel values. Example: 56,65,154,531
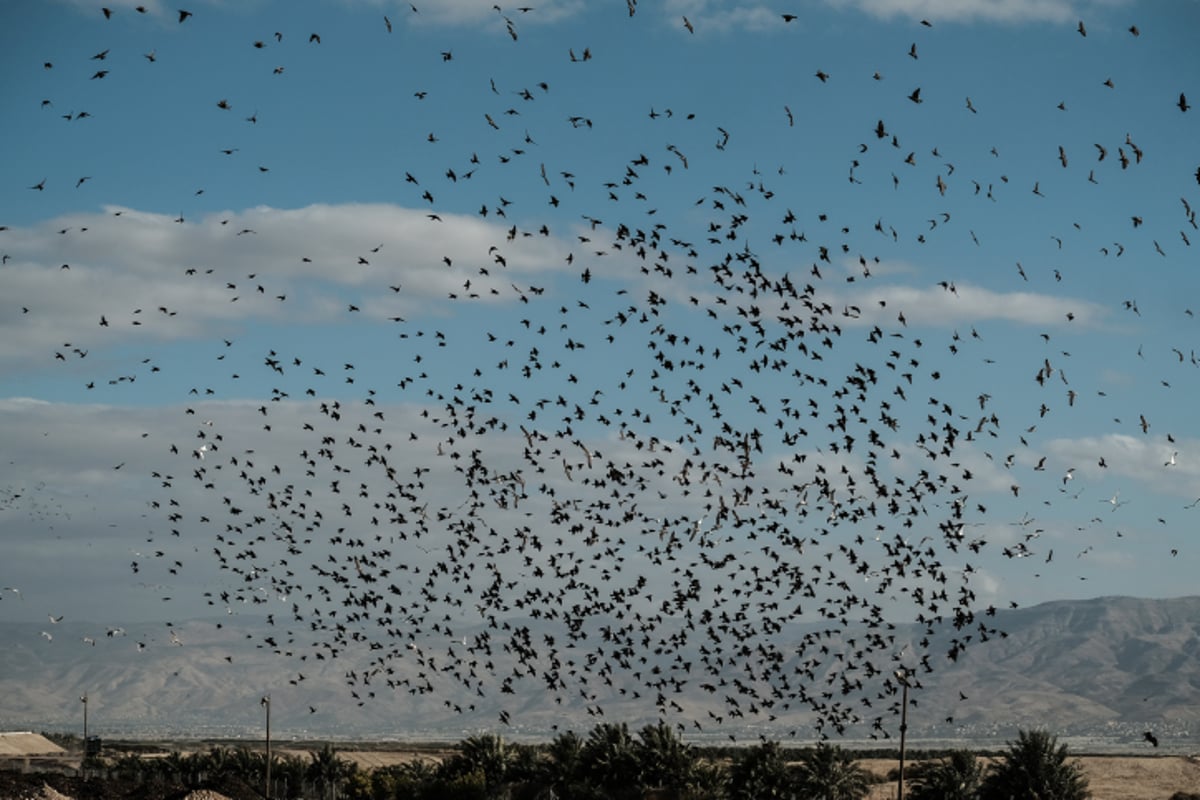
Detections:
1,595,1196,749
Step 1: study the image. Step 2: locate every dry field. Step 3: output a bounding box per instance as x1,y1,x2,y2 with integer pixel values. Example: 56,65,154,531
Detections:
287,749,1200,799
857,755,1200,800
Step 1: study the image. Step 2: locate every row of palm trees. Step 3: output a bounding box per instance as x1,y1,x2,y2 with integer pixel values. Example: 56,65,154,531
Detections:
98,742,350,799
76,726,1092,800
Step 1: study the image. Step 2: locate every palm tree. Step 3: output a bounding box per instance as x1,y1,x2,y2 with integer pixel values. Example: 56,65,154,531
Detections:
685,759,730,800
540,729,585,797
908,749,982,800
308,743,353,800
378,759,438,800
727,740,791,800
228,745,265,785
980,729,1089,800
792,742,870,800
579,722,641,799
156,750,185,787
111,753,148,783
452,732,511,789
273,753,311,800
505,741,544,796
635,721,697,795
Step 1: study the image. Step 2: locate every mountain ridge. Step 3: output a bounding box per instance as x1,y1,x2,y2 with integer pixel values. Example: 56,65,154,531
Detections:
1,595,1196,747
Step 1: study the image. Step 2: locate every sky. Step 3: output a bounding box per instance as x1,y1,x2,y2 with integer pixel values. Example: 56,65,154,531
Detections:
1,0,1198,735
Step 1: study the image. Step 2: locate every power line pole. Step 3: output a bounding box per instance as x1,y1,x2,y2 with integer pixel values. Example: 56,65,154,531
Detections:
80,693,88,746
261,695,271,799
895,669,911,800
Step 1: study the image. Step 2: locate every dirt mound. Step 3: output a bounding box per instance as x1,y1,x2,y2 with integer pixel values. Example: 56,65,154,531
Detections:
0,773,226,800
0,779,75,800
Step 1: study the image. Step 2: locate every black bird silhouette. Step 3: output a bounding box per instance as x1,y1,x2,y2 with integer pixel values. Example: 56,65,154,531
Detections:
9,0,1194,746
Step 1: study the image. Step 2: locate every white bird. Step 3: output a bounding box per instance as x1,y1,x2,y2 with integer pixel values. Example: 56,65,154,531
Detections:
194,443,208,459
41,631,53,641
1165,451,1177,466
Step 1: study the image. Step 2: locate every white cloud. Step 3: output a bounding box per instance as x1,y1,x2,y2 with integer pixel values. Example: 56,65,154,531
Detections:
349,0,585,28
823,0,1089,24
1044,433,1200,498
700,275,1110,336
662,1,783,33
664,0,1121,27
0,203,575,368
841,281,1108,329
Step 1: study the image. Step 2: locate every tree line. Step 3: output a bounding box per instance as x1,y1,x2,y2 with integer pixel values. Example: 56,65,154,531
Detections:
50,725,1196,800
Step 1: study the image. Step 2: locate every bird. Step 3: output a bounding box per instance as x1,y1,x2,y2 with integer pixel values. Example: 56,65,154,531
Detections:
5,0,1193,747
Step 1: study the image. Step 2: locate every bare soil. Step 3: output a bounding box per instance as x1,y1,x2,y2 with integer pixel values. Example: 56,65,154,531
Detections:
0,771,259,800
858,755,1200,800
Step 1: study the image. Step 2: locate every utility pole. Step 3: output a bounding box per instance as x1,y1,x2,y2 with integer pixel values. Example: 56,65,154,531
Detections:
80,693,88,746
261,695,271,799
895,669,911,800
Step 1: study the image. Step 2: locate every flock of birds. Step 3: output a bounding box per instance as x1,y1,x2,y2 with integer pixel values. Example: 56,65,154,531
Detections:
3,3,1197,739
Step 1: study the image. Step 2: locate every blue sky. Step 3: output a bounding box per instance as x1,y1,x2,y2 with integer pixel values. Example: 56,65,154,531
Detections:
1,0,1198,733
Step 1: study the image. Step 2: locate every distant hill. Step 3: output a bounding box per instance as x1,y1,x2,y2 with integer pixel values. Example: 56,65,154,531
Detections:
1,596,1197,748
896,596,1200,740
